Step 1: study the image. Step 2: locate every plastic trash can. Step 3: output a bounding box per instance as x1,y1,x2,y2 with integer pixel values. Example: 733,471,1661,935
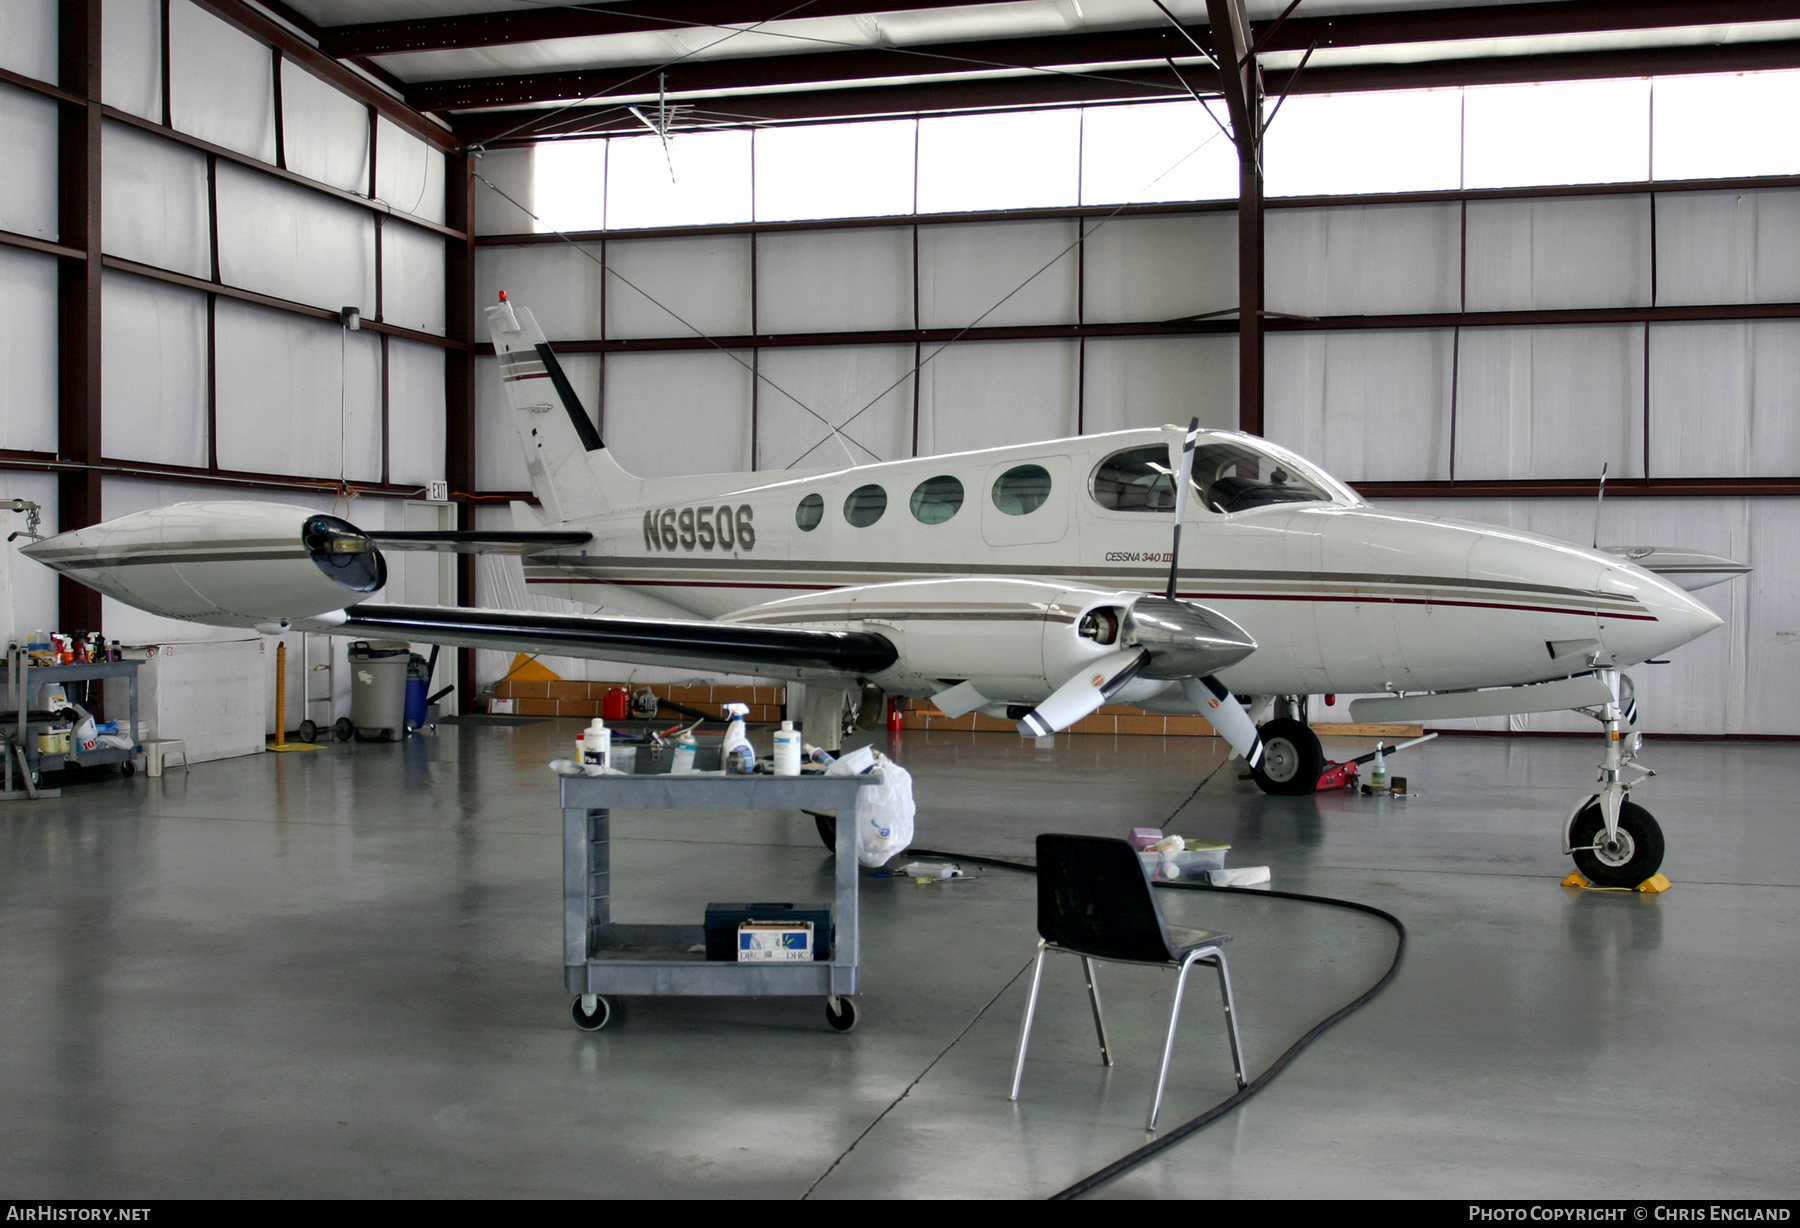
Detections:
348,640,409,741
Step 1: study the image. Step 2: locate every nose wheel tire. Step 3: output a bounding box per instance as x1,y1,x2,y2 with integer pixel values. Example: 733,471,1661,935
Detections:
571,994,612,1031
1249,718,1324,796
1569,800,1664,888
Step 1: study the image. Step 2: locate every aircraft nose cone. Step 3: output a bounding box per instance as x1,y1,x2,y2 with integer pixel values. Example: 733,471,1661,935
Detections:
1600,564,1723,662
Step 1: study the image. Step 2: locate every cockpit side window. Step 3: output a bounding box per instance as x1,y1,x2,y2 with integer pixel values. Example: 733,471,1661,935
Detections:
1091,445,1175,512
1192,441,1332,513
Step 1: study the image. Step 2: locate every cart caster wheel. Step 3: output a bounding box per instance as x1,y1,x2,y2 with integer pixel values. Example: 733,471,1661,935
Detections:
332,718,354,742
119,760,135,777
572,994,612,1031
298,719,318,744
809,811,837,851
825,996,857,1033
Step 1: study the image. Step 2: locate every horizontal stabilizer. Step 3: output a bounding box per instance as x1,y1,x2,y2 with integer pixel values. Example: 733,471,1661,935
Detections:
365,530,592,555
320,603,896,681
1349,673,1614,722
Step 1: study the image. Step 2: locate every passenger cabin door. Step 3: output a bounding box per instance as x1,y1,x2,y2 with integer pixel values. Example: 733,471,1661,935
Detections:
980,455,1070,547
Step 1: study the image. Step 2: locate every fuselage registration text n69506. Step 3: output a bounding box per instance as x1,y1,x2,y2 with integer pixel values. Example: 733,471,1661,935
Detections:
644,505,756,553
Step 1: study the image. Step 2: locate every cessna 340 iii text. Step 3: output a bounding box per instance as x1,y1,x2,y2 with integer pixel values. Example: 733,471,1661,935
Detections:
24,295,1749,888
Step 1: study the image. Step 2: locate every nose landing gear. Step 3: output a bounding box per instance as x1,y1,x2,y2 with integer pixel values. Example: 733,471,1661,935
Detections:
1564,667,1664,887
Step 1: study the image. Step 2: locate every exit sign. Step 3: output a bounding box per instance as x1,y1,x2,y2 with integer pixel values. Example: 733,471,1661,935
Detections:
426,480,449,502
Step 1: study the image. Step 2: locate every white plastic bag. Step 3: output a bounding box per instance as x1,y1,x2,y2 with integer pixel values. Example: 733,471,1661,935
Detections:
829,749,915,866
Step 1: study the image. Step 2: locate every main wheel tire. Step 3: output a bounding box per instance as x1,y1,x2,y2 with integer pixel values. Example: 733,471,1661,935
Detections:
1569,799,1664,888
1250,717,1324,796
332,718,354,742
809,811,837,851
825,997,857,1032
571,995,612,1031
297,719,318,744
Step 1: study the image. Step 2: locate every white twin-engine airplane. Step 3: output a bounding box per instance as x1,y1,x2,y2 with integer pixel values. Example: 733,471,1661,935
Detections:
24,295,1748,888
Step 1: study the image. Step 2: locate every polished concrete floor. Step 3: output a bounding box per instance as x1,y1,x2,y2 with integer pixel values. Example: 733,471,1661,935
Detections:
1,722,1795,1199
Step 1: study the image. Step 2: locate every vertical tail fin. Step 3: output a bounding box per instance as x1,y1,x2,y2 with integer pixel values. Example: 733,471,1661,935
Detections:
484,295,635,523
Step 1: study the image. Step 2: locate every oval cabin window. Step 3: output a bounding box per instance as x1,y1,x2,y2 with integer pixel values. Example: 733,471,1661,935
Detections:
909,475,964,525
991,464,1052,516
795,493,824,531
844,484,887,527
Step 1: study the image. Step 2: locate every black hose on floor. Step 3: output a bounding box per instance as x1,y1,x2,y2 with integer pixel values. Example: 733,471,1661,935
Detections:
906,846,1408,1201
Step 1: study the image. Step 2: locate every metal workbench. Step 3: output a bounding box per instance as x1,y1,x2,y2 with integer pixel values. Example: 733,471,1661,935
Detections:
559,770,881,1032
1,652,142,798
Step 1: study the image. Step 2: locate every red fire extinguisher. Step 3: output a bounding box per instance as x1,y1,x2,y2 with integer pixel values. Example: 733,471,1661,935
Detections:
887,697,905,733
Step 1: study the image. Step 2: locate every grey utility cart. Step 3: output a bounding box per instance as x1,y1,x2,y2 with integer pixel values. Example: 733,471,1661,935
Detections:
559,770,881,1033
1,652,141,794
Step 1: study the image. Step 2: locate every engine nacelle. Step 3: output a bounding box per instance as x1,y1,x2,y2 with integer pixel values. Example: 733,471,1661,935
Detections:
21,501,386,627
722,577,1167,703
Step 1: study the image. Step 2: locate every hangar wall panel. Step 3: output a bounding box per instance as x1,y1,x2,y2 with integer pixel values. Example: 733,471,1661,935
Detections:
473,146,536,235
0,248,59,454
1267,203,1461,317
382,223,447,336
279,59,370,195
0,0,57,85
755,345,915,470
605,234,752,340
167,0,276,165
917,220,1078,329
1082,213,1235,324
756,228,913,335
1453,324,1646,480
213,300,381,481
915,340,1078,456
387,339,447,488
101,273,207,468
475,242,605,339
0,470,59,646
101,0,163,120
102,121,211,278
1465,195,1652,311
215,163,376,312
0,85,60,242
474,355,532,492
603,351,753,477
1376,495,1794,737
374,117,446,224
1081,336,1236,435
1648,321,1800,479
1266,329,1454,482
1654,189,1800,307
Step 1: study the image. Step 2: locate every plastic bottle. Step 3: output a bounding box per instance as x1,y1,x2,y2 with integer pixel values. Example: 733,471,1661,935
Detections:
1369,744,1388,793
772,719,802,776
719,702,752,767
803,743,835,766
581,717,611,770
671,728,697,774
899,861,963,880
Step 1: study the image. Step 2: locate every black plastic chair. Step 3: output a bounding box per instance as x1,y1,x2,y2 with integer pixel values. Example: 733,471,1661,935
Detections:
1009,833,1247,1130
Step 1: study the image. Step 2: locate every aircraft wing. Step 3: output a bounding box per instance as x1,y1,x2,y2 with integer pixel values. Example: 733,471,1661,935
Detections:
325,603,897,681
364,530,593,555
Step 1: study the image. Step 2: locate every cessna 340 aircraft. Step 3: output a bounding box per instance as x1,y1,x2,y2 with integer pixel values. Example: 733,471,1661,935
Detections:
23,295,1748,888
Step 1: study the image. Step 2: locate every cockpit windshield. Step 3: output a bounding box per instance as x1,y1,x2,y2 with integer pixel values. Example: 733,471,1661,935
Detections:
1090,437,1346,515
1191,440,1337,513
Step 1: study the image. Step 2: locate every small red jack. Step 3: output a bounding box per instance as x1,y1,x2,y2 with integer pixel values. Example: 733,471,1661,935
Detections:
1316,759,1361,791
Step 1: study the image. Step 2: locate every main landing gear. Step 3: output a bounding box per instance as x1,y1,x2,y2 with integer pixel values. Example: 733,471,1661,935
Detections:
1563,667,1664,887
1247,696,1325,797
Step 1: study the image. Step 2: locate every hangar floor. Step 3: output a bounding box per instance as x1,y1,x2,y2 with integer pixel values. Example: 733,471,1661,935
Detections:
1,722,1794,1199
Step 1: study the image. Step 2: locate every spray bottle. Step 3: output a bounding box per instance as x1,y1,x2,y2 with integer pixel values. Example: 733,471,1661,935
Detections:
1369,743,1388,793
720,702,754,773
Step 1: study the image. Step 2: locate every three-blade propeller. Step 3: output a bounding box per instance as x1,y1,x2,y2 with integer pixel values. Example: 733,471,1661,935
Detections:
1014,418,1266,771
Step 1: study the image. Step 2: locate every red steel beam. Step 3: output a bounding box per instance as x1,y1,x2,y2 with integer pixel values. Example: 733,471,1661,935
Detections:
326,0,1800,60
58,0,104,635
450,36,1800,135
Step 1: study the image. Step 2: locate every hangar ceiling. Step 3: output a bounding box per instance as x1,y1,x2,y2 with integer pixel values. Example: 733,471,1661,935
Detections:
258,0,1800,142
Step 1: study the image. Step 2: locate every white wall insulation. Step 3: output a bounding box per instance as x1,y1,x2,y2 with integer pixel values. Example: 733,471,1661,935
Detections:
167,0,276,165
101,272,208,468
0,248,60,454
102,120,211,278
0,84,60,242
